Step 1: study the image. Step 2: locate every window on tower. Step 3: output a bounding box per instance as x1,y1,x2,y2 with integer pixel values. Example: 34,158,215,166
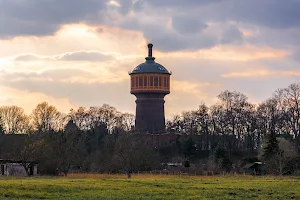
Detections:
131,77,134,88
166,77,169,89
139,76,143,88
144,76,147,87
154,76,158,87
159,76,162,88
150,76,153,86
135,77,138,87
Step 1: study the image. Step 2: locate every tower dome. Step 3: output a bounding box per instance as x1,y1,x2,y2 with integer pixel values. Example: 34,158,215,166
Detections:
129,44,171,75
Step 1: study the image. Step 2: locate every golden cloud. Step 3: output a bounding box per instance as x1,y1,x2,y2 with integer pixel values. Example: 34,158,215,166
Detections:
156,44,290,62
221,69,272,78
222,69,300,78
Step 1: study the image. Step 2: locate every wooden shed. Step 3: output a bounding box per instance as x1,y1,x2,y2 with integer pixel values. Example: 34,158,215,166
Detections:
0,159,38,176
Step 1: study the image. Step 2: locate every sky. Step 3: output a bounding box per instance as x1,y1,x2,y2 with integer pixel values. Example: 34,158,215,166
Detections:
0,0,300,118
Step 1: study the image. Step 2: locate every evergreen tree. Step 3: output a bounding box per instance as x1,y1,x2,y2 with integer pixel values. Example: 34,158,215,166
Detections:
263,132,279,160
182,137,197,160
214,147,232,172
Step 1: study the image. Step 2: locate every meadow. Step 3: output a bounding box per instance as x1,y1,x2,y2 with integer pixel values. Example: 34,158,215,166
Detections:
0,174,299,199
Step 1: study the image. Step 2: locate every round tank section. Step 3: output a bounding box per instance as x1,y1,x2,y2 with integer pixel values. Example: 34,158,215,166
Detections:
130,73,170,94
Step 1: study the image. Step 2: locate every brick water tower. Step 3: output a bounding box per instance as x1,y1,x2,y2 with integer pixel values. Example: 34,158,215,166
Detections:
129,44,171,133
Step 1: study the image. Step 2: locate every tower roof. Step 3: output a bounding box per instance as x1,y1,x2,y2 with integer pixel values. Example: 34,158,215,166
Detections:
129,44,171,75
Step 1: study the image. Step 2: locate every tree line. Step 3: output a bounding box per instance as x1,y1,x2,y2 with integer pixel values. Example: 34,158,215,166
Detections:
167,83,300,152
0,83,300,176
166,83,300,175
0,103,135,135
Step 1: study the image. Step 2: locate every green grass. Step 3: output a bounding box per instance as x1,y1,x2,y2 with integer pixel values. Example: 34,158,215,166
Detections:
0,174,299,199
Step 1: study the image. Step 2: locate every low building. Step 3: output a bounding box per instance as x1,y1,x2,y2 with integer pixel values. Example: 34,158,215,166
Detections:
243,162,263,175
143,133,178,148
0,159,38,176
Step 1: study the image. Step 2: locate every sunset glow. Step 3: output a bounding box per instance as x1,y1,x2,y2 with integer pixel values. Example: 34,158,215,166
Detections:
1,0,300,118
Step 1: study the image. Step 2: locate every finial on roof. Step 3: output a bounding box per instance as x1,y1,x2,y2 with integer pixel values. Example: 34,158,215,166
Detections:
148,43,153,57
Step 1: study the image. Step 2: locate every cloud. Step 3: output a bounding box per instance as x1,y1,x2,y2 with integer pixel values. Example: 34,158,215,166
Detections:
14,54,46,61
11,51,117,63
221,68,300,79
142,0,300,29
1,44,299,117
146,0,224,8
0,68,223,118
0,0,107,38
13,54,55,62
1,0,300,53
171,15,208,35
156,44,289,63
221,69,272,78
203,45,289,61
40,68,95,80
1,0,300,117
0,2,289,44
58,51,116,62
220,25,243,44
216,0,300,29
0,70,135,114
289,49,300,62
0,68,95,83
0,18,60,39
123,19,244,51
127,0,300,51
165,80,222,116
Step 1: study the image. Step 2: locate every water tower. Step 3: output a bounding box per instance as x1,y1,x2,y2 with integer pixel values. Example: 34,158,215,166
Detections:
129,44,171,133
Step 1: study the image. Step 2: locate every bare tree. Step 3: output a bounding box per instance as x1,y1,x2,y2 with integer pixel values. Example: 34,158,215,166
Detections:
214,91,255,151
111,134,159,178
68,104,132,134
119,113,135,132
18,135,44,176
0,106,30,134
31,102,65,132
52,120,86,176
277,138,297,175
166,114,184,133
68,107,89,130
280,83,300,149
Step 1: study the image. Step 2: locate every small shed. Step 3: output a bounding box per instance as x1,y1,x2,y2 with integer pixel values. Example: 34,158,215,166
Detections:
243,162,263,175
0,159,38,176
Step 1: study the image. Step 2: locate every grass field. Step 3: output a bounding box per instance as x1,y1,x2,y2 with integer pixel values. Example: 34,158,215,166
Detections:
0,174,300,199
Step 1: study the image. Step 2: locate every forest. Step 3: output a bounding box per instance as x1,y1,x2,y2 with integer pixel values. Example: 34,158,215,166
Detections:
0,82,300,176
